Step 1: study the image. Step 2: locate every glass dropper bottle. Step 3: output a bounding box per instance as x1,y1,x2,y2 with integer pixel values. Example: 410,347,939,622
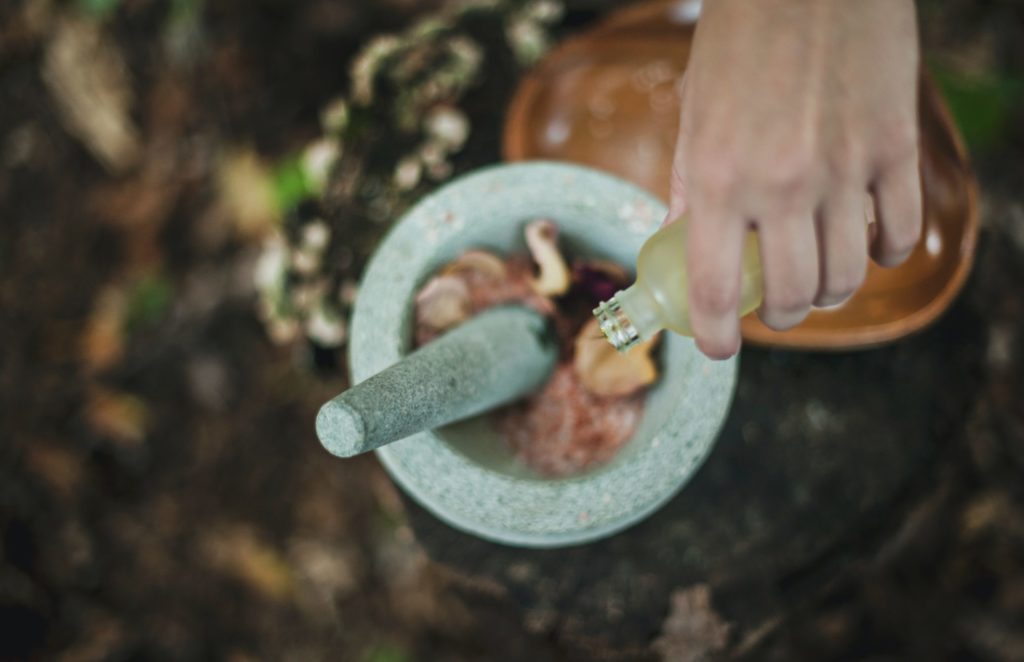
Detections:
594,216,764,352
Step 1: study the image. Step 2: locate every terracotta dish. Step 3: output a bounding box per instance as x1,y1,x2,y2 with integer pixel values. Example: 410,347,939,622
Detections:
503,0,979,350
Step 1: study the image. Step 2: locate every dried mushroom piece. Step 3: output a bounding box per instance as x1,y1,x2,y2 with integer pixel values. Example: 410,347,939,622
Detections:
573,318,659,397
414,275,471,331
439,249,507,280
525,219,571,296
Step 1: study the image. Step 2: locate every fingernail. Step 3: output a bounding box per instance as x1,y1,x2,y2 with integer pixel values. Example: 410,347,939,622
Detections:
757,308,809,332
876,248,913,268
694,322,740,360
813,293,853,309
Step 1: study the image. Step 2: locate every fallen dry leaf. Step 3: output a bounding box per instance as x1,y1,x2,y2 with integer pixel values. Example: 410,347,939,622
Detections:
85,387,148,447
217,149,278,240
525,219,571,296
80,286,126,373
305,303,347,348
200,526,295,602
24,442,83,500
574,318,659,397
654,584,733,662
42,17,140,173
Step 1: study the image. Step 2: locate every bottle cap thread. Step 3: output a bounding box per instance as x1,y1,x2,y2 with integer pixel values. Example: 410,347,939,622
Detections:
593,296,641,353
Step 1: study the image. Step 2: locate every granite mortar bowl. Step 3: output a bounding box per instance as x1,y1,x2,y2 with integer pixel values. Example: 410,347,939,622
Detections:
350,161,737,547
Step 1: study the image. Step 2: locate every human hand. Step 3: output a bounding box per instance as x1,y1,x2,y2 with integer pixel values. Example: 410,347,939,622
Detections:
669,0,923,359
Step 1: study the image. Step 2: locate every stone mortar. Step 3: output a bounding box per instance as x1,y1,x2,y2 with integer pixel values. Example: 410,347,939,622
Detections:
349,161,738,547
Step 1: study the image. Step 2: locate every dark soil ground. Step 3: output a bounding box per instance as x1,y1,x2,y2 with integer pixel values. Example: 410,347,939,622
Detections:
1,1,1023,660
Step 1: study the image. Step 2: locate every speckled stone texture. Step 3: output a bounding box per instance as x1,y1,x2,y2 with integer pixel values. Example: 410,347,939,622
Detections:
316,306,557,458
347,162,739,547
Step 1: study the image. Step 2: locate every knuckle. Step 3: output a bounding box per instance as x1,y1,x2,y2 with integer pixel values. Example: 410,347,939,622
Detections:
877,123,919,170
760,153,816,200
826,141,865,180
692,158,736,200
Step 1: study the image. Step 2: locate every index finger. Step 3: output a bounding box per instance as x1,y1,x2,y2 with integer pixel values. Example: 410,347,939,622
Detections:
685,203,747,360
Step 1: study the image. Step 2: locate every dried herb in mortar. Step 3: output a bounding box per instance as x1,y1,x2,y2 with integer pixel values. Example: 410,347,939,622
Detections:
414,220,660,477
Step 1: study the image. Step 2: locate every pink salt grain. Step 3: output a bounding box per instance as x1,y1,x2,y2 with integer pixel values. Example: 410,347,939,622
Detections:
494,364,643,477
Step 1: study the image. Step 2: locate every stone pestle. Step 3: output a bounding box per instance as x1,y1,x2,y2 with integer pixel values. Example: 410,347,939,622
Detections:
316,305,558,458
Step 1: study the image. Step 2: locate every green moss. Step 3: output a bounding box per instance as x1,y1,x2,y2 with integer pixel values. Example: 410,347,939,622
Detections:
78,0,121,19
272,156,315,215
362,642,410,662
930,63,1024,153
125,273,174,333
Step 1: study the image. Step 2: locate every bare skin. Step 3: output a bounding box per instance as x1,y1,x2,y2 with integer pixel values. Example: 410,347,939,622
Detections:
668,0,923,359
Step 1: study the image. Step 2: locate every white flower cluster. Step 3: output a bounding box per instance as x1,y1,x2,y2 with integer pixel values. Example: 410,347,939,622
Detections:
254,0,564,351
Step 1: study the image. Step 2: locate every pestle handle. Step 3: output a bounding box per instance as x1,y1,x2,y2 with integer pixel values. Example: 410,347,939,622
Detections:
316,306,557,458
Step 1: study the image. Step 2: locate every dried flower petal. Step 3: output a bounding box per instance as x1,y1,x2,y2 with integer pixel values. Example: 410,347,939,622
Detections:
292,279,329,312
574,318,659,397
525,0,564,24
254,232,288,293
319,97,349,134
306,304,347,347
301,221,331,252
525,219,571,296
426,159,453,182
339,279,359,306
414,275,471,331
425,106,470,151
393,155,422,191
572,259,631,305
350,36,402,105
291,247,321,276
506,17,549,65
419,140,446,167
302,138,341,193
576,258,630,283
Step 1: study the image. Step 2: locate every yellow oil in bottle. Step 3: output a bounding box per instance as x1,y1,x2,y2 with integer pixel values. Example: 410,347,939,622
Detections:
594,216,764,352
